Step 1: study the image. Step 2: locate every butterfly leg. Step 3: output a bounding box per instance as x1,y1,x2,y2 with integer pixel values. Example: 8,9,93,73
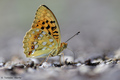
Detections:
45,53,51,62
39,58,46,66
59,55,61,65
59,55,62,65
59,53,65,65
45,49,57,62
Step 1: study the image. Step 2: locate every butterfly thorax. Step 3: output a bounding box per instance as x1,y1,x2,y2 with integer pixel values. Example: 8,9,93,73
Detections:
56,42,67,55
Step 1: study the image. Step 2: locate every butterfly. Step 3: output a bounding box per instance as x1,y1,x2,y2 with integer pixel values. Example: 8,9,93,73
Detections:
23,5,67,59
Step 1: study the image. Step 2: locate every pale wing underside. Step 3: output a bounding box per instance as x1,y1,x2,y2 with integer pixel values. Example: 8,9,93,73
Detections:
32,5,61,47
23,28,58,58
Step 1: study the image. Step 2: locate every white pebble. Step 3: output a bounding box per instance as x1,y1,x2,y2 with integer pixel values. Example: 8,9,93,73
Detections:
93,62,109,74
76,63,82,66
91,59,103,63
60,55,74,63
0,63,4,67
29,58,39,64
114,48,120,59
39,62,51,68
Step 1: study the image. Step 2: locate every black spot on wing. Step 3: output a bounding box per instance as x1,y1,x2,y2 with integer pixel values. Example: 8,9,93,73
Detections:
42,22,45,25
53,31,58,33
46,25,50,29
48,31,51,35
41,26,44,29
46,20,48,23
50,21,55,24
51,26,56,31
53,35,58,36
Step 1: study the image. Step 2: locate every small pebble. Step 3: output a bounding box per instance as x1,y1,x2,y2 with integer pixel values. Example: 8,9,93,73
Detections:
14,64,24,68
30,58,39,64
53,63,62,67
39,62,52,68
85,59,100,66
26,61,35,68
91,58,103,63
0,62,4,67
4,61,13,69
93,63,109,74
114,48,120,59
61,56,74,64
76,63,82,66
117,60,120,64
105,58,113,65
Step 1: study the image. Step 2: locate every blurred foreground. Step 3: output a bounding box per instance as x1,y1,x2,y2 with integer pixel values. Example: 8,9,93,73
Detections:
0,50,120,80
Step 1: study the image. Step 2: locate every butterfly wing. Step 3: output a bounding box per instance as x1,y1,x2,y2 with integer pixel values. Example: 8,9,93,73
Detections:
32,5,61,47
23,28,58,58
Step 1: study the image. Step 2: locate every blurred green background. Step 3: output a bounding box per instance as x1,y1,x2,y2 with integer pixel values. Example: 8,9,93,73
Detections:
0,0,120,61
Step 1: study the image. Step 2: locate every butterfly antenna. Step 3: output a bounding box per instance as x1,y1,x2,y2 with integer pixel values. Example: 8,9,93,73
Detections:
65,31,80,43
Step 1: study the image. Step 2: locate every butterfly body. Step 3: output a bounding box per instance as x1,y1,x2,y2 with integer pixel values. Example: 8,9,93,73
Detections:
23,5,67,58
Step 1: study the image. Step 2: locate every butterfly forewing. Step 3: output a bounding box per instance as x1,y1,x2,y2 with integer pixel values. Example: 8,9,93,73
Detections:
32,5,61,46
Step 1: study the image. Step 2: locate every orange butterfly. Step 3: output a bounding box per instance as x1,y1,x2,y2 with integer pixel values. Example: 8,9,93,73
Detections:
23,5,67,59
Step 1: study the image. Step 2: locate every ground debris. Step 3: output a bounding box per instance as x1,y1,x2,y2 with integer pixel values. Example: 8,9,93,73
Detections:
0,55,120,80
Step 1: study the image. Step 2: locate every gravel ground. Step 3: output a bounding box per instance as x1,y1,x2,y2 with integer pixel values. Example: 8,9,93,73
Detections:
0,1,120,80
0,53,120,80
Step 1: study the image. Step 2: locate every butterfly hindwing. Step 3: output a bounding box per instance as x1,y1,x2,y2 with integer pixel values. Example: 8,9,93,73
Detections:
32,5,61,46
23,28,58,58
